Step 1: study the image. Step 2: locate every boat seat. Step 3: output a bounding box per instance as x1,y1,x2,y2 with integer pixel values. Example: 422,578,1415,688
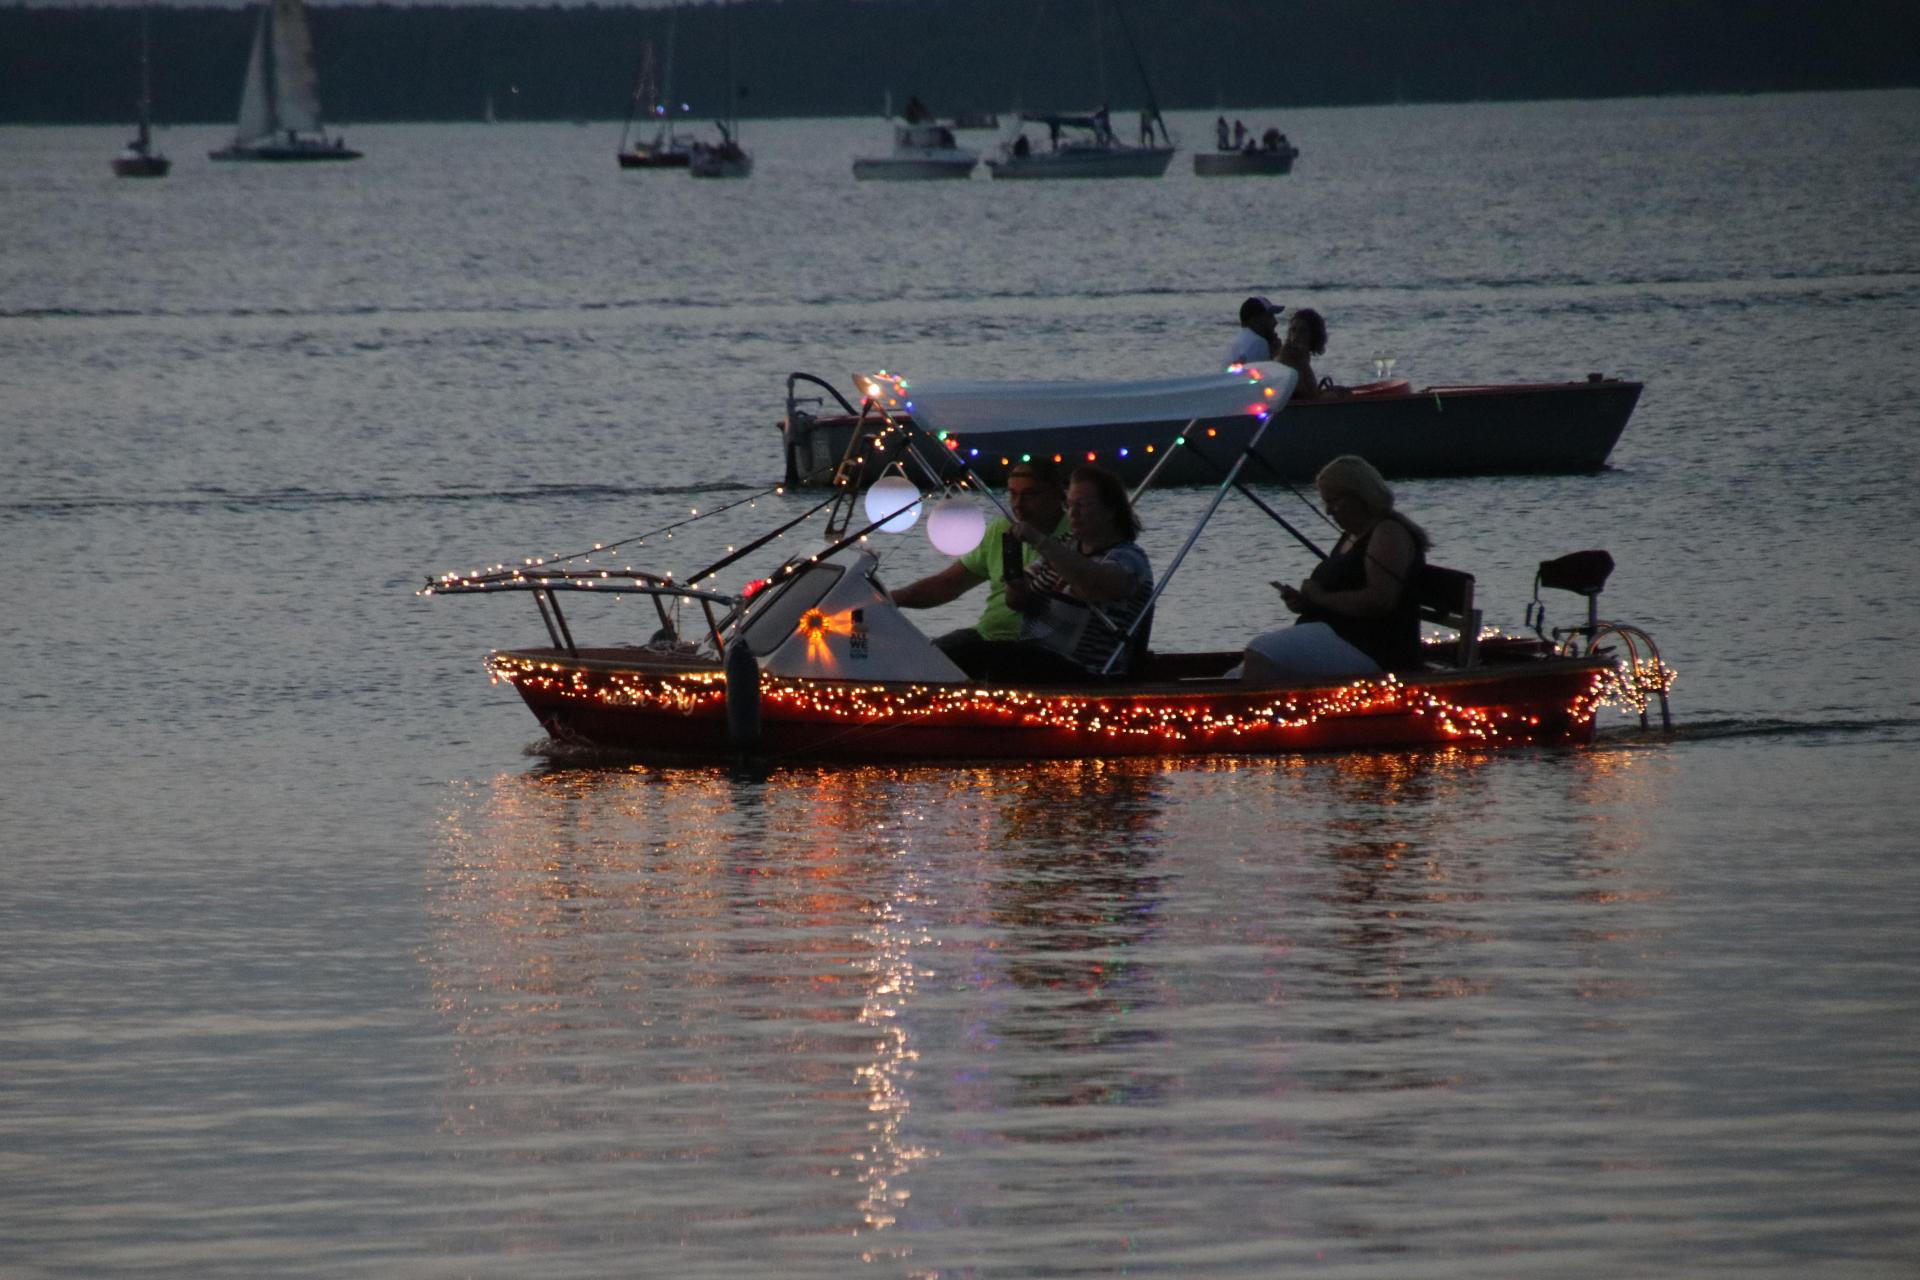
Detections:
1528,549,1615,647
1411,564,1480,666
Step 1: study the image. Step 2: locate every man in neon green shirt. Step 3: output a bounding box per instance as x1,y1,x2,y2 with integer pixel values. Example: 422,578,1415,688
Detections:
889,461,1069,656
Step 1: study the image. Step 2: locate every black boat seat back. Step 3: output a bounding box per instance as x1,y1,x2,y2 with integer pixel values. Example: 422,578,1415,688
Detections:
1530,549,1614,642
1536,549,1615,598
1410,565,1480,666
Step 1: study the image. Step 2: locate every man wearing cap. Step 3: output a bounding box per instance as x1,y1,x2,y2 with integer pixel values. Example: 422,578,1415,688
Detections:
1224,296,1283,368
889,460,1070,669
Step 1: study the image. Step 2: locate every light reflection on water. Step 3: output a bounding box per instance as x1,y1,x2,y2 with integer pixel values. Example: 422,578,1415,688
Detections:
7,91,1919,1277
421,747,1713,1275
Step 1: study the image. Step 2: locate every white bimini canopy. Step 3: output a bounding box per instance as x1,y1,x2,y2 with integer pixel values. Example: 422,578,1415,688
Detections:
856,363,1298,438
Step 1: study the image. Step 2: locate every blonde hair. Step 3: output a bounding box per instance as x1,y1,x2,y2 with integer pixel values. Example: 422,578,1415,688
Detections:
1315,455,1394,516
1316,455,1432,550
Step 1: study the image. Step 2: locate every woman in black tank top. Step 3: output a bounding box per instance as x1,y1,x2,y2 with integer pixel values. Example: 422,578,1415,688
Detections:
1246,456,1432,682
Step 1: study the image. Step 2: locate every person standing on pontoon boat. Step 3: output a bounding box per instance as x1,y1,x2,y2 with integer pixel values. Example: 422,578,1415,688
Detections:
967,465,1154,683
1223,295,1284,368
1243,455,1430,682
889,461,1068,665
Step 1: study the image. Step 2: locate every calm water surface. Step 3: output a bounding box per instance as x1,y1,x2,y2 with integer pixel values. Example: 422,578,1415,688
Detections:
3,93,1918,1277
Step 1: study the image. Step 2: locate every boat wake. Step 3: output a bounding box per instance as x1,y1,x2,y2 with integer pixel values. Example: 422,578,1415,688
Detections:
1594,715,1920,748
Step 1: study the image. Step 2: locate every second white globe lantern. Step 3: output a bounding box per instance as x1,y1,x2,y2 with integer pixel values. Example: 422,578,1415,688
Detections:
926,495,988,556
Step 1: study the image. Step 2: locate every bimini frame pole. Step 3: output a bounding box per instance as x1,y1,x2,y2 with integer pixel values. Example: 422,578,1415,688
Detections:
1126,419,1198,506
1098,396,1290,674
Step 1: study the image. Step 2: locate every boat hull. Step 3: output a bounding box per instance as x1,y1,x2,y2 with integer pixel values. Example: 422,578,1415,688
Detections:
689,148,753,178
618,149,693,169
209,143,362,162
985,146,1174,179
852,155,979,180
112,154,171,177
782,378,1642,487
1195,148,1298,176
487,646,1612,763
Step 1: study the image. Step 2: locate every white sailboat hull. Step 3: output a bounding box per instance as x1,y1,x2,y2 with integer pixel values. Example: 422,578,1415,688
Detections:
986,145,1174,179
853,151,978,180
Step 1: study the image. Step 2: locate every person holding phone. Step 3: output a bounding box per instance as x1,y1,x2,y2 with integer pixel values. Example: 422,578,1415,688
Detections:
889,460,1068,668
1244,455,1431,682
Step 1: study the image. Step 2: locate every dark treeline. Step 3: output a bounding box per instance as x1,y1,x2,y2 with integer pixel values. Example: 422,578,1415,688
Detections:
5,0,1915,127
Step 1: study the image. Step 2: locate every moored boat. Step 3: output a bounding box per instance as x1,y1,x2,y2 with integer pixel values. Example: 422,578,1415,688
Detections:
1194,141,1300,176
112,7,171,178
208,0,361,162
615,24,693,169
428,369,1673,765
985,111,1173,179
779,366,1643,488
987,0,1176,181
686,0,750,178
688,128,752,178
853,119,979,180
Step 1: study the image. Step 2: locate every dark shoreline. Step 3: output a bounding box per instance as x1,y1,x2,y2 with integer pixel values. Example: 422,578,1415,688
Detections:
6,0,1916,127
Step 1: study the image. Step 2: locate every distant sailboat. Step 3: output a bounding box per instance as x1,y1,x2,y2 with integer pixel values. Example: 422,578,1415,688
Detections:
209,0,361,162
984,0,1174,180
112,7,170,178
688,0,751,178
617,28,692,169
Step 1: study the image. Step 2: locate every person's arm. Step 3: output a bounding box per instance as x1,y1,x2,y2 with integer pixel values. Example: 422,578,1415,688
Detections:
1015,526,1137,602
1298,520,1415,618
890,560,985,609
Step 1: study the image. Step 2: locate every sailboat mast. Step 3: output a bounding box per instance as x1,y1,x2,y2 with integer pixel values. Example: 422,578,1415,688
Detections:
262,2,280,136
620,42,651,150
1108,0,1167,141
136,6,154,145
661,7,679,144
723,0,736,137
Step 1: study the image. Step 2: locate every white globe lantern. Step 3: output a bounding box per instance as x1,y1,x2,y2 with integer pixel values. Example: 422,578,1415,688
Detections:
926,496,987,556
863,475,922,533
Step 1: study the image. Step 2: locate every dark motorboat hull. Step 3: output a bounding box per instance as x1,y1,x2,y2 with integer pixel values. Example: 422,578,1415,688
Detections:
782,378,1643,488
1194,147,1298,176
112,154,171,177
488,644,1613,763
618,148,692,169
209,143,362,162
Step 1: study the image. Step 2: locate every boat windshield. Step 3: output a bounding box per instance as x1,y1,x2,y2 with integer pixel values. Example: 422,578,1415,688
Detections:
737,562,844,655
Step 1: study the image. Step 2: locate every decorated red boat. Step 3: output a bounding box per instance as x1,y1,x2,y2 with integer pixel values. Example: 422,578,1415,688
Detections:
431,372,1671,764
475,578,1639,763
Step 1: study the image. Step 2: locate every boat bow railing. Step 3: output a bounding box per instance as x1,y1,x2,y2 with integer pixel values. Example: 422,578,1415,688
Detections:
423,568,739,658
